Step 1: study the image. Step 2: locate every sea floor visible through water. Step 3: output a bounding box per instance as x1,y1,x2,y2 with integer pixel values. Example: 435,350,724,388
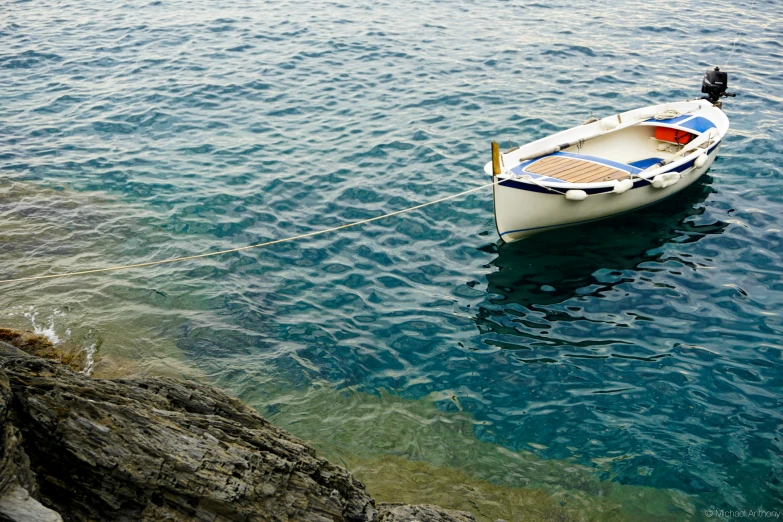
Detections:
2,0,783,519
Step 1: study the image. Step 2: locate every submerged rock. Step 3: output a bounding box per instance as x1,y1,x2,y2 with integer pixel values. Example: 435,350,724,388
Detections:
377,504,475,522
0,330,476,522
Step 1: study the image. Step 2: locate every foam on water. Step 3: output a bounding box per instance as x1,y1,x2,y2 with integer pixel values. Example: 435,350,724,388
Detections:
81,342,97,375
22,307,65,345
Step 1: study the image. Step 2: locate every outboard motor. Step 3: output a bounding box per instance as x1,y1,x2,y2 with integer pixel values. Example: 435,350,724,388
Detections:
701,67,736,105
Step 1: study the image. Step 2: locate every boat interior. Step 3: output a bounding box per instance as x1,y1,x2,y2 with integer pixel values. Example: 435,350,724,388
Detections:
510,114,717,184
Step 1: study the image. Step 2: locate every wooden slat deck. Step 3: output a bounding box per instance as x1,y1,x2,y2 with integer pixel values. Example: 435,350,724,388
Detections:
526,156,629,183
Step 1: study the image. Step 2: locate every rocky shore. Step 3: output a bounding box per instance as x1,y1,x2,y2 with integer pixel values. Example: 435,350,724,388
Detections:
0,329,477,522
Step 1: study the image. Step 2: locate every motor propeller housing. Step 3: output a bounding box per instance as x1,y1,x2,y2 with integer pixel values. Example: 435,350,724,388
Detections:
702,67,736,105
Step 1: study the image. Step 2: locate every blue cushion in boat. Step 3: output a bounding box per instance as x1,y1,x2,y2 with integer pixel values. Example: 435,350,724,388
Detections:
629,157,663,169
648,115,717,134
676,116,716,133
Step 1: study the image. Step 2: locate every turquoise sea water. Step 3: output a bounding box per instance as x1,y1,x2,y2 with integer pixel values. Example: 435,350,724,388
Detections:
2,0,782,518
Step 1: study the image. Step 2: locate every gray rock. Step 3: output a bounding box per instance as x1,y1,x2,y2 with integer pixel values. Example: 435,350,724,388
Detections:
0,331,478,522
0,341,26,358
0,485,63,522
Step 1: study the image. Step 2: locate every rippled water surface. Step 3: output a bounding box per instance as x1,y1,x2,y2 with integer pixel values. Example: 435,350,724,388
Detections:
2,0,782,519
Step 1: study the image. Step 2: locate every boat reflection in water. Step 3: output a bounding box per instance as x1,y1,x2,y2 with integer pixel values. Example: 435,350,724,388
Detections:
481,180,726,310
461,179,748,509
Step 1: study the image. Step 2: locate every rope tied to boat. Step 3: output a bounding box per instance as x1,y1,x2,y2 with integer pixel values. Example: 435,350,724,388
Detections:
512,173,569,196
653,109,683,120
0,180,504,286
725,0,758,68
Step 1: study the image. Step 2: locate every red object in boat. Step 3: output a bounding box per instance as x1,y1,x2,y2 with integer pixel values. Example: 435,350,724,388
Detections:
655,127,694,144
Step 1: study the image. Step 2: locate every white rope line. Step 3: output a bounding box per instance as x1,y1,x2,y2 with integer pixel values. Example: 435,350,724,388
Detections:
725,0,757,68
0,180,501,285
653,109,683,120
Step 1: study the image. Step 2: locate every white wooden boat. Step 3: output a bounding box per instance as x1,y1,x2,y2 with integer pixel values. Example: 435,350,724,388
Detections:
484,71,733,242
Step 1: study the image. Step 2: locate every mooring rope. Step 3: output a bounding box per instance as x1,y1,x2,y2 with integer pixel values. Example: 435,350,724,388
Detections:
725,0,757,68
0,179,502,285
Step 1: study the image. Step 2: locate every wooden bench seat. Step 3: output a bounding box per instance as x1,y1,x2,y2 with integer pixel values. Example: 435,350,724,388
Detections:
525,156,630,183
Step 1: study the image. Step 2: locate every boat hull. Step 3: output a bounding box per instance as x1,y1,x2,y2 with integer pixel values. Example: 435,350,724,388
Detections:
494,142,721,241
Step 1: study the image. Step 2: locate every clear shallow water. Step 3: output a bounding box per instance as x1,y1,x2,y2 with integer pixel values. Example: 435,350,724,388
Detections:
2,0,782,518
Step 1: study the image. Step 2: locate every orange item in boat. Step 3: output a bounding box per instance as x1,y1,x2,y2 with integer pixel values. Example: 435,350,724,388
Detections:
655,127,694,144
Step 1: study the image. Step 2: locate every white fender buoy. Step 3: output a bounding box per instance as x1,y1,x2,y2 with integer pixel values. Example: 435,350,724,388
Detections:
600,116,618,131
694,153,708,169
565,189,588,201
612,179,634,194
652,172,681,189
